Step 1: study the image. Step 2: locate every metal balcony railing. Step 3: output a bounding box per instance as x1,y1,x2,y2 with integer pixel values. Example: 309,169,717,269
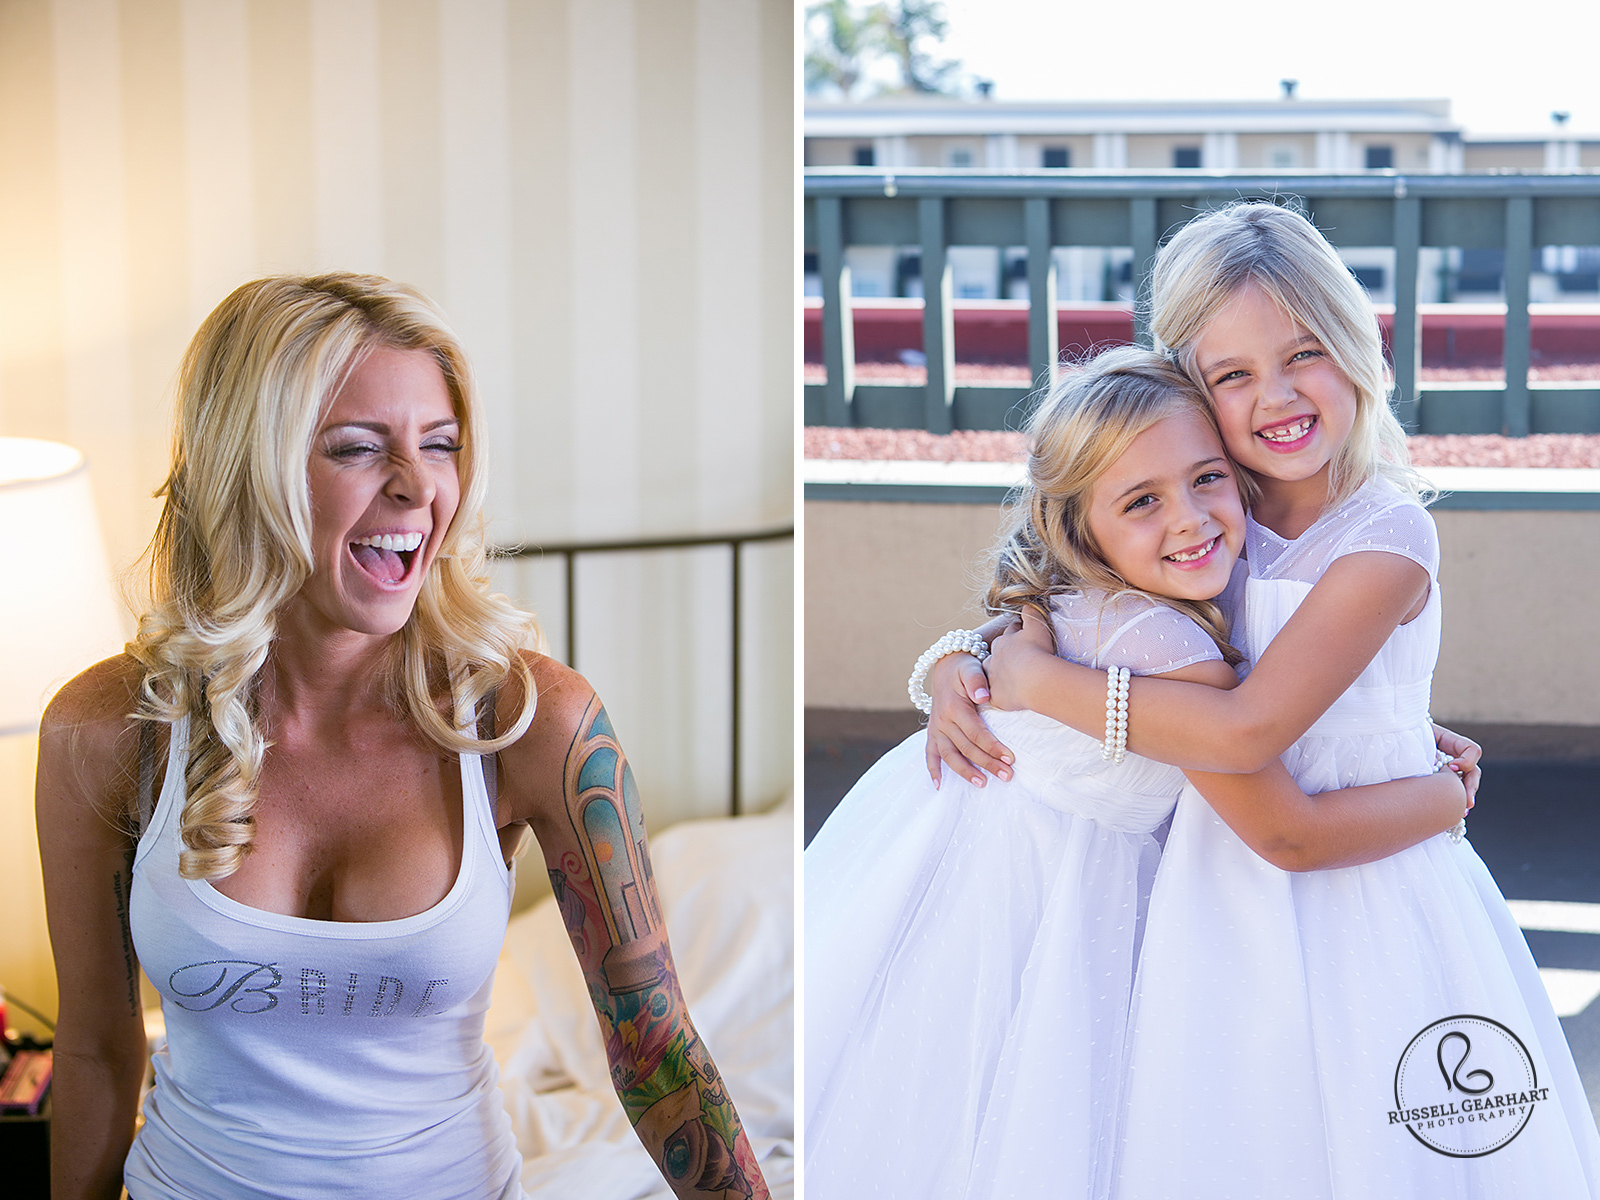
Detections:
494,525,793,817
804,170,1600,436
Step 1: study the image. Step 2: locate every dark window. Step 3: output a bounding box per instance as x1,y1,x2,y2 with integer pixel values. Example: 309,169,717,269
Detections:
1042,146,1070,169
1456,249,1504,294
1364,145,1394,170
853,145,875,167
1557,272,1600,292
1350,266,1386,292
1552,246,1600,293
896,251,921,297
1173,147,1201,169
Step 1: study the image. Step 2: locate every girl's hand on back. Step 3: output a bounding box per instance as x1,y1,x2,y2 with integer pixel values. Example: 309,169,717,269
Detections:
925,651,1013,788
1434,722,1483,805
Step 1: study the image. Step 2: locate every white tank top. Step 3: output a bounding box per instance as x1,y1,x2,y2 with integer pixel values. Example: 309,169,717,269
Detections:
125,715,524,1200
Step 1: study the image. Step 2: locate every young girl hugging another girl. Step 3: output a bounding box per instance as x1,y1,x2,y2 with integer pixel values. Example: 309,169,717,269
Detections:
932,202,1600,1197
805,346,1471,1200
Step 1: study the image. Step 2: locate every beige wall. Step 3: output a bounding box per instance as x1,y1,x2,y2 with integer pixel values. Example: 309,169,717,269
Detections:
1465,143,1546,171
1431,509,1600,722
1,0,794,1037
1236,133,1316,170
805,499,1600,726
1357,132,1433,170
806,135,865,166
1125,134,1198,169
805,500,999,710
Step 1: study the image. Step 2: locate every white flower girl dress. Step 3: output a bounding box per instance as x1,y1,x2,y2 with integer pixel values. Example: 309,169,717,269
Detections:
1114,478,1600,1198
806,589,1225,1200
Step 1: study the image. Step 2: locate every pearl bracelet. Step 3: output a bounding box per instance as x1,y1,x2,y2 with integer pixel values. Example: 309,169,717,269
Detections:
908,629,991,715
1102,666,1130,763
1435,746,1467,843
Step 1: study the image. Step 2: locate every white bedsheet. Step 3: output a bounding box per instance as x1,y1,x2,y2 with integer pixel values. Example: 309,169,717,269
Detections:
484,803,795,1200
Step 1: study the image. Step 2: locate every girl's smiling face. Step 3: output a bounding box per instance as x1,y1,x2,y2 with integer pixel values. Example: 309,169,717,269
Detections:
1192,283,1358,493
292,345,462,639
1085,407,1244,601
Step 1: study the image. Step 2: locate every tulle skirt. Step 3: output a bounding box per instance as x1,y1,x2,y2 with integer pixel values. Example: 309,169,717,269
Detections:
806,712,1184,1200
1115,784,1600,1199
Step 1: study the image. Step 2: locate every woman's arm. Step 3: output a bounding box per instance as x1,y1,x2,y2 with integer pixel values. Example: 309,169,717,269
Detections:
35,657,152,1200
502,659,769,1200
986,551,1431,773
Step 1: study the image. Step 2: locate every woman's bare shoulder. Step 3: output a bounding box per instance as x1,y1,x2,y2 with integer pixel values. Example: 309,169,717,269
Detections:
505,652,601,748
41,654,146,750
37,654,150,823
496,651,604,820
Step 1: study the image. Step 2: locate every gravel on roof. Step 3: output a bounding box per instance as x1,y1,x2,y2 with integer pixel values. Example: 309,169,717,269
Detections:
804,427,1600,469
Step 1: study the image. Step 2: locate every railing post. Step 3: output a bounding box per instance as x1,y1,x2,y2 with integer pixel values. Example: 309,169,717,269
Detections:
1130,197,1158,347
919,196,955,433
1503,194,1533,436
1391,188,1422,432
1025,197,1058,391
564,549,577,667
817,196,855,427
730,540,742,817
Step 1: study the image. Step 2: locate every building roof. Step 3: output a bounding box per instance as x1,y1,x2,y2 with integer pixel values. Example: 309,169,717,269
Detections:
805,96,1461,138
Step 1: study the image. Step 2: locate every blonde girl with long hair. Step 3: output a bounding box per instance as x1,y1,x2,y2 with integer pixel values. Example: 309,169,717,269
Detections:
805,346,1470,1200
37,273,769,1200
927,203,1600,1196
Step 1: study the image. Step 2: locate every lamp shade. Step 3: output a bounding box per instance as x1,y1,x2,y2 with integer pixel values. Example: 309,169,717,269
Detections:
0,438,126,735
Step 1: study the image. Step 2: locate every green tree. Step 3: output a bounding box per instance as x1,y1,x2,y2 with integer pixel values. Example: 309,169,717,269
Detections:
805,0,967,99
804,0,890,100
881,0,961,95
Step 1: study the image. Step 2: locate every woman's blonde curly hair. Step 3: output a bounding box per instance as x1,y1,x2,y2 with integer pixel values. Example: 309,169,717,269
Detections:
987,345,1246,666
129,272,540,881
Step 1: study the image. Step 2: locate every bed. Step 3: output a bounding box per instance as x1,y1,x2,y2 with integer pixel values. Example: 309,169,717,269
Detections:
483,802,795,1199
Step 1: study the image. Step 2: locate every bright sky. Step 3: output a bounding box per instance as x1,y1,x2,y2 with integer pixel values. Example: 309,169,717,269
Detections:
934,0,1600,137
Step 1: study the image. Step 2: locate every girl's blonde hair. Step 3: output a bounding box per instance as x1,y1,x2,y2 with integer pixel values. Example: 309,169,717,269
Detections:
1149,201,1431,507
129,272,541,881
988,345,1245,666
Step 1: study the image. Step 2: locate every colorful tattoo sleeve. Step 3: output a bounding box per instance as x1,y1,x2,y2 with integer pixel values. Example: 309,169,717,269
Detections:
551,697,769,1199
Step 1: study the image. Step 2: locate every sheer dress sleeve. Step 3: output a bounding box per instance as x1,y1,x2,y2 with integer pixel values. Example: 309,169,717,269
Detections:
1048,590,1225,678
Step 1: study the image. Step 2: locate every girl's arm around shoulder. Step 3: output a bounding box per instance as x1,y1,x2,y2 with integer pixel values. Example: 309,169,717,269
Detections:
1156,658,1472,872
988,552,1430,773
35,654,157,1200
494,652,770,1200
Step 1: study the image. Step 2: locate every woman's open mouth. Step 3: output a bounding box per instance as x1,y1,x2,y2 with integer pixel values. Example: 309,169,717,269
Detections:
349,531,425,585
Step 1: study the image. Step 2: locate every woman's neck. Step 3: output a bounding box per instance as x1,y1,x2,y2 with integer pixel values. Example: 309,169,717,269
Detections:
264,599,399,730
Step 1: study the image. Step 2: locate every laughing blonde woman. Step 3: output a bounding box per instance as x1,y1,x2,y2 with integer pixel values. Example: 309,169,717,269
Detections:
37,273,768,1200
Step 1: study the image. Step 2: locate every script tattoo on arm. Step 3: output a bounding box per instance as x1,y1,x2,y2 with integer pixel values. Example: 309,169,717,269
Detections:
112,843,139,1018
550,696,768,1200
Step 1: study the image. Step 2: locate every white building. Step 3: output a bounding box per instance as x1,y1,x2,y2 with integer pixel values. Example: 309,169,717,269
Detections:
805,94,1600,304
